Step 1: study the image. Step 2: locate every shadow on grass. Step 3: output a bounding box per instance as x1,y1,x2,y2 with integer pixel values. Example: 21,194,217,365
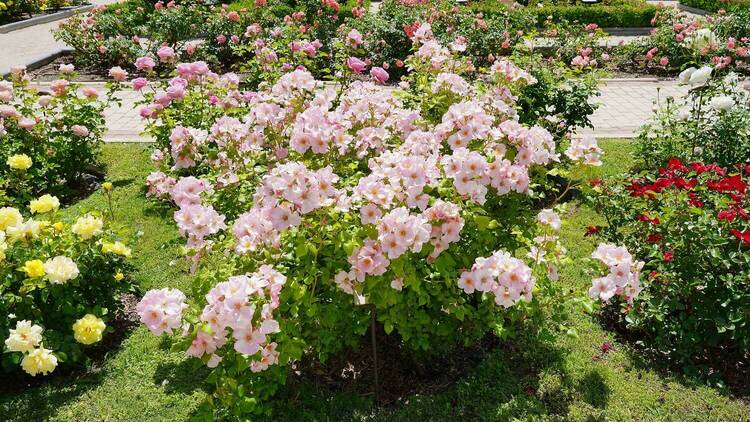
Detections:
596,305,750,401
0,371,105,421
257,329,614,421
153,357,211,395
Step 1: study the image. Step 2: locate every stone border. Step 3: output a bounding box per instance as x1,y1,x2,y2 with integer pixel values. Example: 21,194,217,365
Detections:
0,4,93,34
603,27,652,36
676,3,710,15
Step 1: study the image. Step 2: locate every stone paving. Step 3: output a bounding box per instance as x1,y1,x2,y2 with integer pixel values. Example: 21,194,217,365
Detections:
581,78,688,138
27,78,686,142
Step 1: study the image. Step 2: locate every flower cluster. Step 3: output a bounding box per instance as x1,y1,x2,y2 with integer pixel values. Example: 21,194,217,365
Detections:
458,250,535,308
131,33,599,417
137,288,188,336
1,201,132,376
589,243,644,303
1,66,113,207
588,157,750,364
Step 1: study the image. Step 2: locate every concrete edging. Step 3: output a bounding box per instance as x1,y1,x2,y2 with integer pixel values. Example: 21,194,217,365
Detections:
0,4,93,34
603,27,653,36
0,48,73,78
676,4,711,15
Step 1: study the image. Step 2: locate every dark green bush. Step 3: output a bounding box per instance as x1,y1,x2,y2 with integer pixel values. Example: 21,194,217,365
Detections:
679,0,750,12
469,0,658,28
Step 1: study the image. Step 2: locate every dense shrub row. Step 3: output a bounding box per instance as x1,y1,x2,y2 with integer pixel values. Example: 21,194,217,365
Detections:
679,0,750,12
617,8,750,75
469,0,658,29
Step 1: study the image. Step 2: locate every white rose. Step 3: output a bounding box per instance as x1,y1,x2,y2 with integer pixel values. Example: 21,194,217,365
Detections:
677,108,691,121
688,66,713,88
4,320,43,353
678,67,697,85
44,256,80,284
709,95,734,111
685,28,719,52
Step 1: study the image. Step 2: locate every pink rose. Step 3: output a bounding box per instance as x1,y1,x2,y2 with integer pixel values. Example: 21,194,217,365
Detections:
109,66,128,82
135,56,156,71
346,57,366,74
370,66,389,84
132,77,149,91
157,46,175,62
71,125,90,137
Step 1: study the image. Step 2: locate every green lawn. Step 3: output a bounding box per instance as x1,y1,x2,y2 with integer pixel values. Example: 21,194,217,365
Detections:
1,140,748,421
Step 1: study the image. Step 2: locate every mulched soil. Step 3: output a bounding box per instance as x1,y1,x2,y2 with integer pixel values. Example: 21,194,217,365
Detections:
28,55,113,82
286,323,502,405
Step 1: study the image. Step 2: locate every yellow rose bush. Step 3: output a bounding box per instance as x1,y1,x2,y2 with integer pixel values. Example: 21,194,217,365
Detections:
0,65,116,208
0,203,134,376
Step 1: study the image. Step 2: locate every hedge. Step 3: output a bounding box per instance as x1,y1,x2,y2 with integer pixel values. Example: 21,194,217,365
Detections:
469,0,658,28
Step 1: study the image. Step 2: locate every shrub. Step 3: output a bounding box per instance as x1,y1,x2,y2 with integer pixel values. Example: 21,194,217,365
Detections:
636,68,750,170
588,159,750,372
469,0,658,28
679,0,750,12
1,203,135,375
131,26,601,417
54,0,368,73
0,66,114,208
344,0,536,79
617,8,750,75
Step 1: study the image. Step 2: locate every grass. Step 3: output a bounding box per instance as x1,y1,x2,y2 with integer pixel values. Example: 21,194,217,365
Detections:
1,140,748,421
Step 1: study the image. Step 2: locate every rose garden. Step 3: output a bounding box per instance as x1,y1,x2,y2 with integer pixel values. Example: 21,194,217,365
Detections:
0,0,749,420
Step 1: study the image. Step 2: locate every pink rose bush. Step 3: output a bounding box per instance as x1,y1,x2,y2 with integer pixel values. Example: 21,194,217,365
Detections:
621,8,750,74
0,66,116,207
132,25,601,417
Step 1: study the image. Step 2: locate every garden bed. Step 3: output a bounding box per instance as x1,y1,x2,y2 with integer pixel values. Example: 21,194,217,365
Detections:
0,4,93,33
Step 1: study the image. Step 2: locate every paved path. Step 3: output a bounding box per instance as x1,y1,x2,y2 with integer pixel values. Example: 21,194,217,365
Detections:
581,79,688,138
26,78,688,142
0,20,68,76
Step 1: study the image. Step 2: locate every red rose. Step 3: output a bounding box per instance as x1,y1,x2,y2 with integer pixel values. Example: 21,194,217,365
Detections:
718,210,737,221
584,225,599,236
647,233,662,243
731,229,750,246
663,251,674,262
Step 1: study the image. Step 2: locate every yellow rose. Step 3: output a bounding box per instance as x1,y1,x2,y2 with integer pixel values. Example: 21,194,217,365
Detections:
71,215,104,240
53,222,64,232
102,182,113,191
6,219,41,242
72,314,106,345
22,260,46,278
102,241,132,257
21,347,57,376
29,194,60,214
0,207,22,231
7,154,32,170
114,272,124,281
